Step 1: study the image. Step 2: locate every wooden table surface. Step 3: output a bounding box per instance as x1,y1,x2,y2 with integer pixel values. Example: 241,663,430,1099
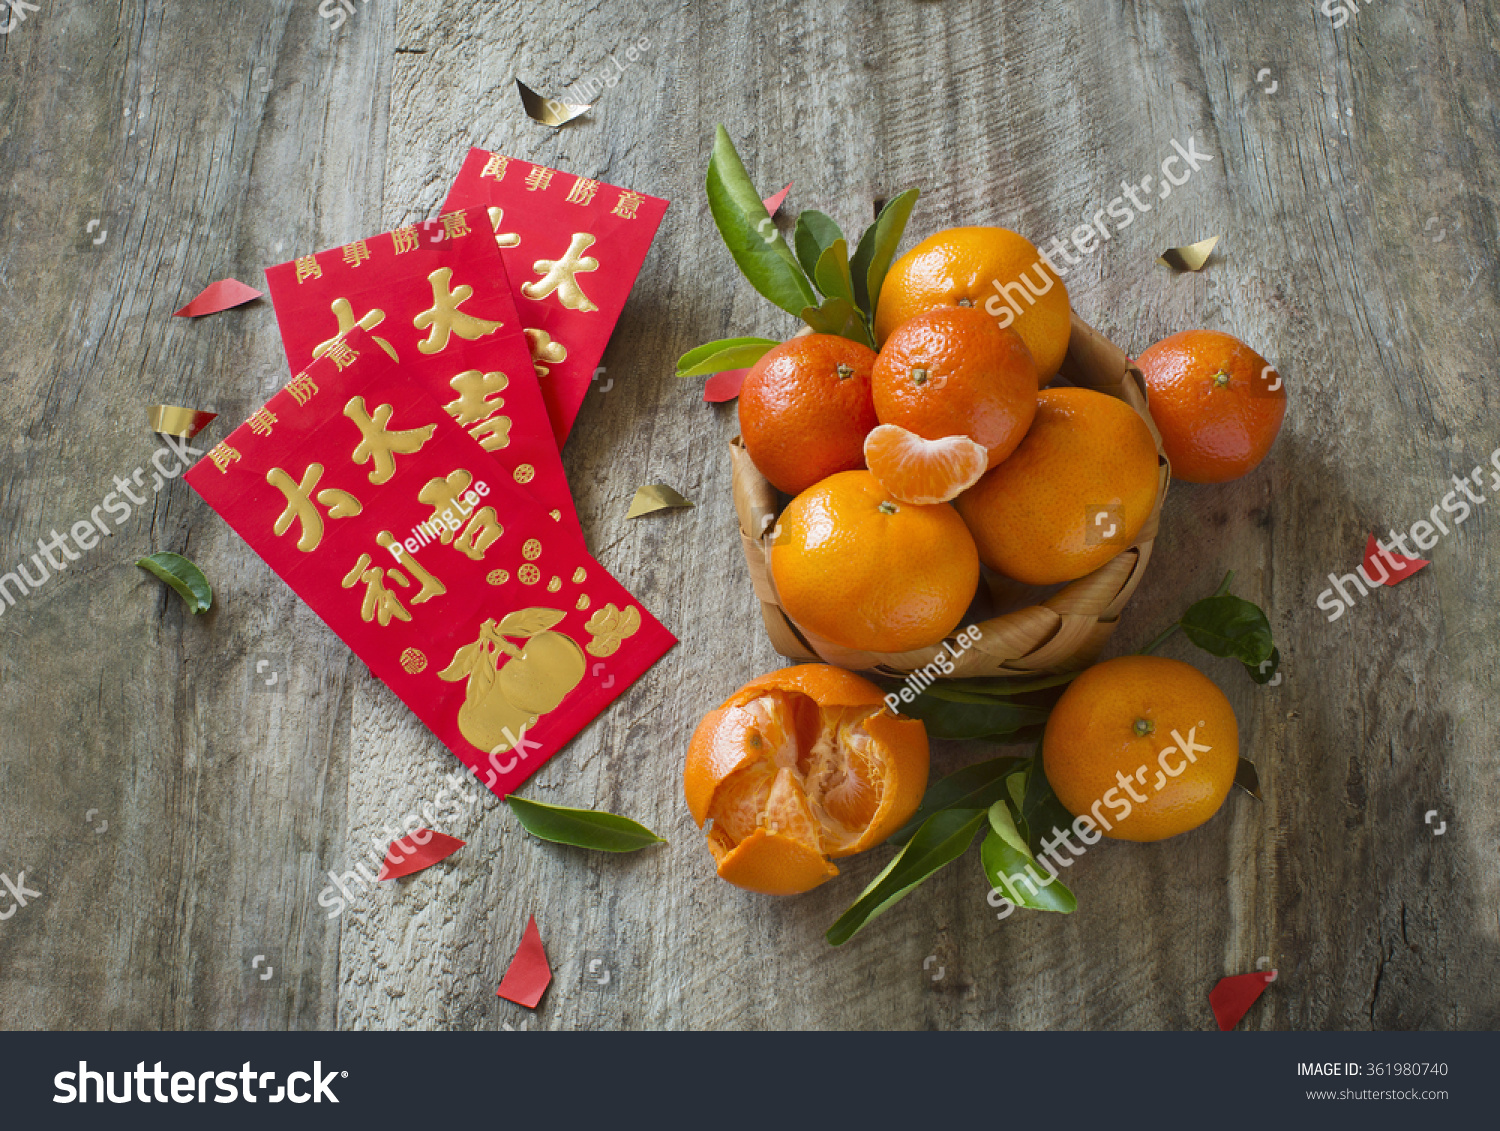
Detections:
1,0,1496,1031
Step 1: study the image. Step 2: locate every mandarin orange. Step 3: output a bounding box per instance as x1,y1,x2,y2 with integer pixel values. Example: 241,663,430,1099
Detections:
685,664,929,894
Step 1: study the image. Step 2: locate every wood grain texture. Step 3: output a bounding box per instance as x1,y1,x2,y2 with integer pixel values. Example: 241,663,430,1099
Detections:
0,0,1496,1030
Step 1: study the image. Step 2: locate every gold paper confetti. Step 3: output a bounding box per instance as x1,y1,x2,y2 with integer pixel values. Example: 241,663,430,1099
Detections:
626,484,695,519
1157,235,1220,272
147,404,218,439
515,78,594,129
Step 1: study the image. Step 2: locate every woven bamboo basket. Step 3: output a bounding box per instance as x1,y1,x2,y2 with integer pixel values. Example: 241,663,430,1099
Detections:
730,310,1171,680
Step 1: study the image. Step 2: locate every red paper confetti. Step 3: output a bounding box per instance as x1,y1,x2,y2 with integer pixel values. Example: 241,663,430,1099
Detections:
762,182,792,216
174,279,263,317
704,368,748,403
1209,970,1275,1031
496,914,552,1009
1362,533,1429,586
376,830,466,881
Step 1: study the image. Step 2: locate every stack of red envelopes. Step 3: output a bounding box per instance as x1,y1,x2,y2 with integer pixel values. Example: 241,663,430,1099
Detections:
185,150,675,798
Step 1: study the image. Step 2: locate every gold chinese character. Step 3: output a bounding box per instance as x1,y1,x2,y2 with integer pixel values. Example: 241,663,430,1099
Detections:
267,463,363,552
417,470,504,560
524,166,555,192
440,212,471,240
208,443,241,473
295,254,323,282
342,240,371,268
414,268,504,354
313,297,398,363
286,373,320,406
486,206,521,248
341,553,412,626
376,531,446,604
521,232,599,312
345,396,436,484
392,226,420,255
248,408,278,437
523,328,568,378
443,370,507,425
480,153,510,180
611,191,643,220
467,416,512,452
565,177,600,206
325,338,359,370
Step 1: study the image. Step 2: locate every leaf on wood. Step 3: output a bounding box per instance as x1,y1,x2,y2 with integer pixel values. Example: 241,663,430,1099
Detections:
135,552,212,614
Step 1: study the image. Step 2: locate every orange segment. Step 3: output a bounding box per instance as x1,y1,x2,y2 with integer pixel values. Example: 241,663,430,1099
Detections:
864,424,989,505
684,665,930,895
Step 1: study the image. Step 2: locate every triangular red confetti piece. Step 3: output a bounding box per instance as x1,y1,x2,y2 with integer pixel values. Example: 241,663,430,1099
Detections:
762,182,792,216
704,368,748,403
376,830,465,881
174,279,264,317
1362,533,1429,586
1209,971,1275,1030
497,914,552,1009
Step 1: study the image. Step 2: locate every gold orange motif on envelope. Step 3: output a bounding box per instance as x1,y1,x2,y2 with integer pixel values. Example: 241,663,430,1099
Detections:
440,610,587,753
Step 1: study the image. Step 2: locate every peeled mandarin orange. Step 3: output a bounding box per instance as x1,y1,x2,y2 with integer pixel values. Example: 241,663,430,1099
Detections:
874,226,1071,382
1042,655,1239,842
1135,329,1287,484
685,664,929,894
863,424,989,505
738,334,879,496
954,387,1159,586
771,470,979,653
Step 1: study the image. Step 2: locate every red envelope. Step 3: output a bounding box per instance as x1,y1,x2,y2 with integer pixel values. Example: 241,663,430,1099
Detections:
185,327,676,798
264,207,580,539
443,149,669,444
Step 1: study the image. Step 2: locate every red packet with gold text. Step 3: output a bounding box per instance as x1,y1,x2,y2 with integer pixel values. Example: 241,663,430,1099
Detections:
264,208,580,538
186,327,676,797
443,149,669,444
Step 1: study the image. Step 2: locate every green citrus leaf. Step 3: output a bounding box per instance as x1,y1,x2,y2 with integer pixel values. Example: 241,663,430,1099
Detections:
851,188,920,320
135,552,212,614
813,239,856,306
980,807,1077,915
675,337,779,378
706,126,818,317
793,210,846,282
678,334,780,375
1018,755,1077,859
1180,592,1276,669
826,808,985,946
506,796,666,853
799,296,874,346
888,756,1024,846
